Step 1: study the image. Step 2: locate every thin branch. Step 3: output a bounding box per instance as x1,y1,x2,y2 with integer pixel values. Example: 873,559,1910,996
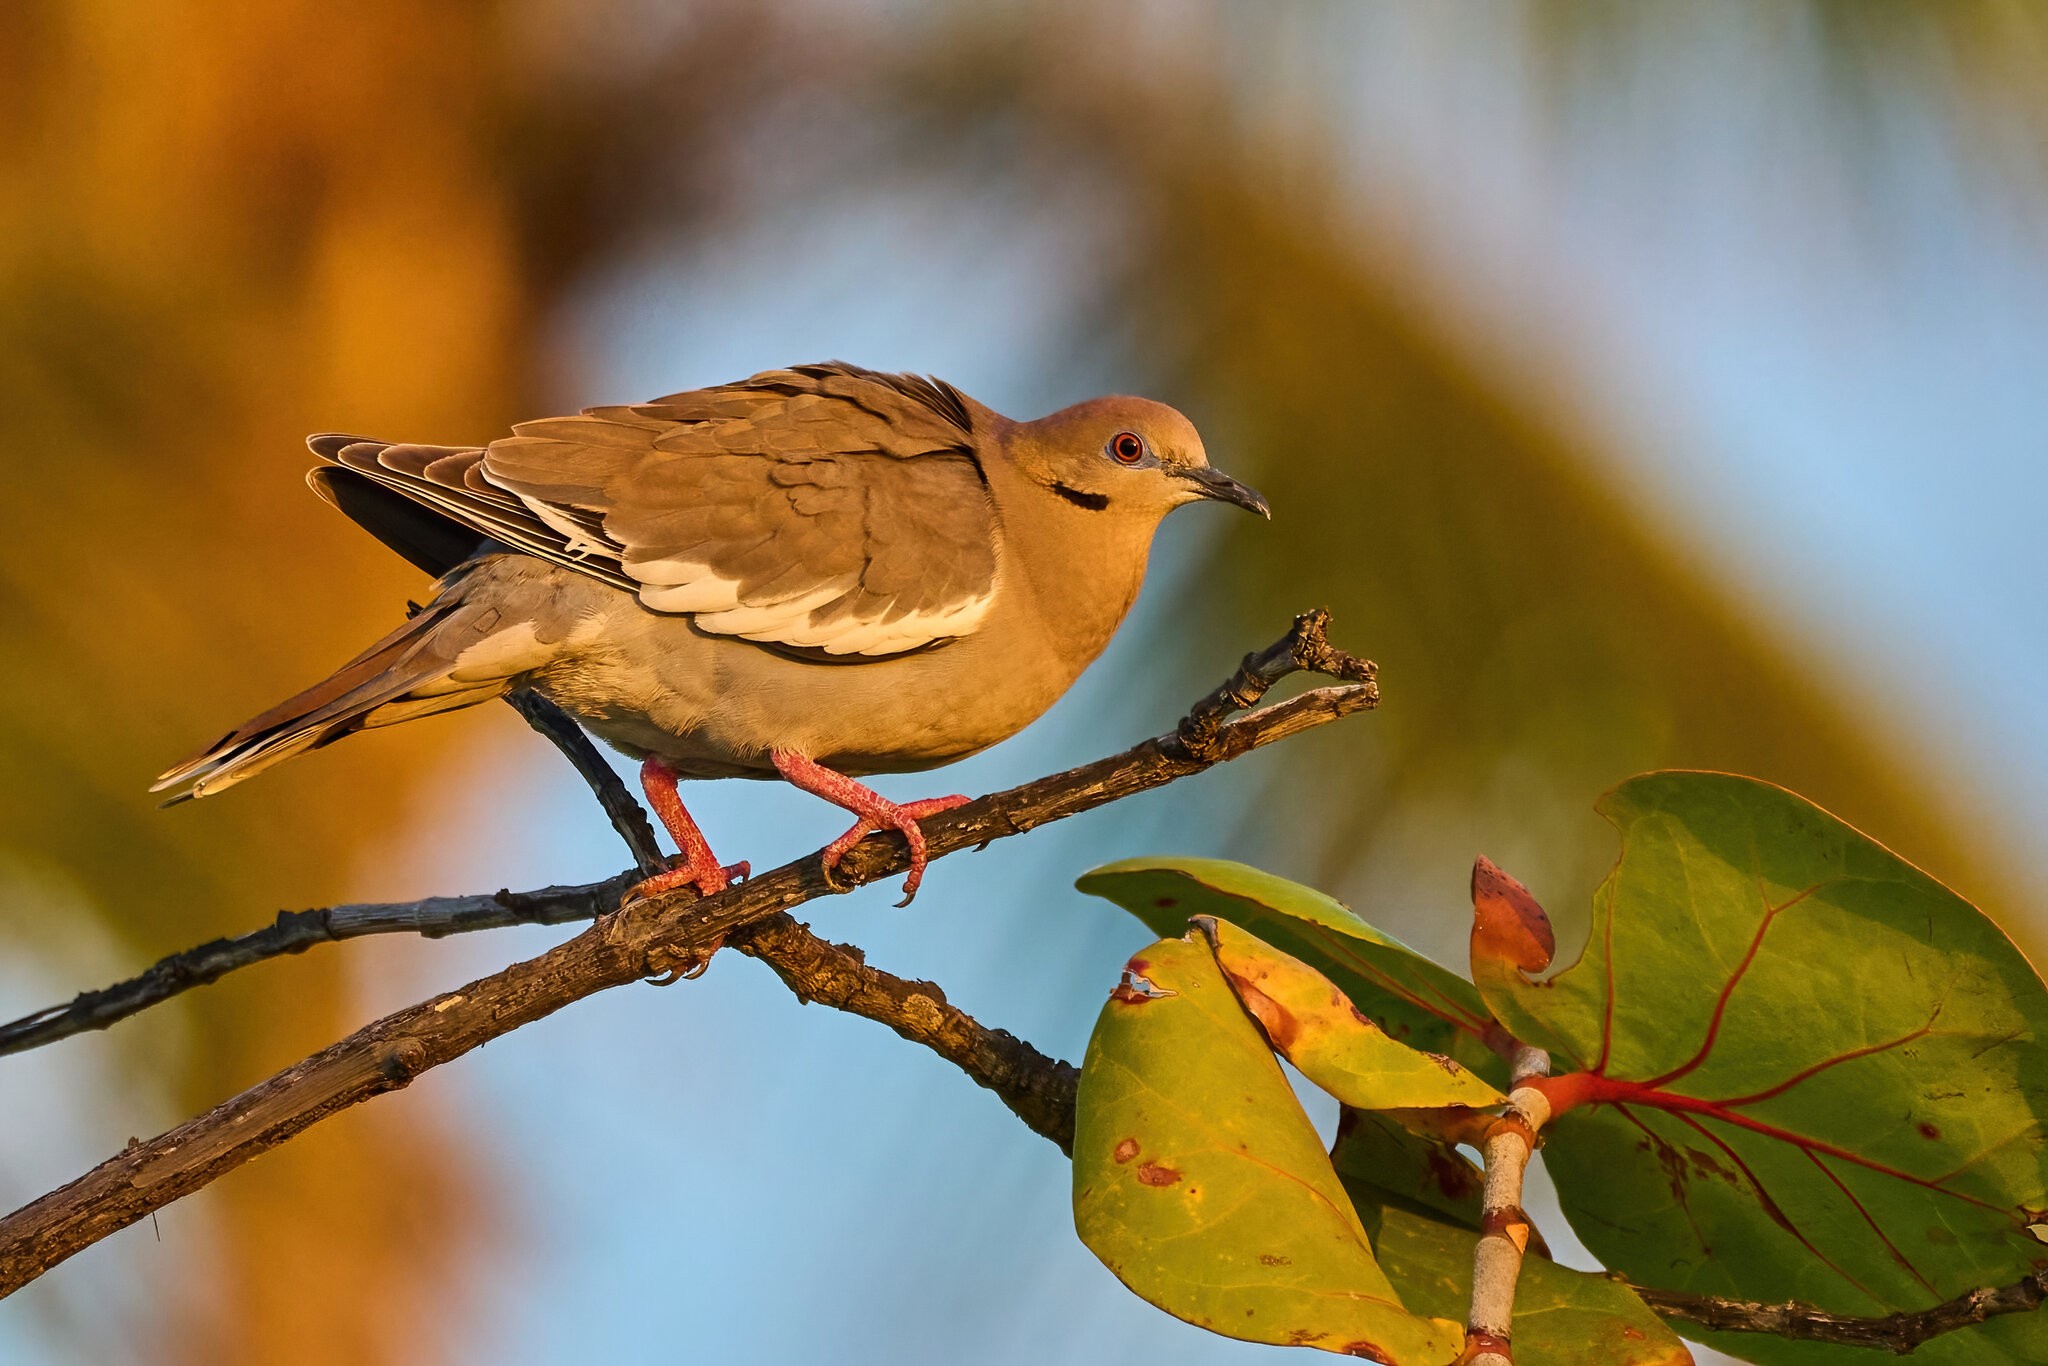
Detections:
1458,1045,1553,1366
0,611,1373,1295
1169,604,1373,760
1632,1271,2048,1354
0,687,654,1059
0,877,637,1056
503,688,665,876
728,914,1080,1152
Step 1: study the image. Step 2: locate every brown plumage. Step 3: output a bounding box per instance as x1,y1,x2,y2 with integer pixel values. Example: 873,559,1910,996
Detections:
314,363,997,654
158,362,1268,902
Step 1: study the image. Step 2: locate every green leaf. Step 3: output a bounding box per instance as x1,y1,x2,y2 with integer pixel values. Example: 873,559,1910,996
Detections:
1073,933,1464,1363
1484,772,2048,1364
1331,1116,1693,1364
1078,857,1505,1083
1363,1206,1695,1366
1331,1108,1486,1231
1204,916,1505,1112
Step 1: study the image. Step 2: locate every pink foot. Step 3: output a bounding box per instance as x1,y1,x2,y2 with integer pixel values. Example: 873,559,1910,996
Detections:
770,749,970,906
624,757,750,908
817,794,972,903
621,857,752,908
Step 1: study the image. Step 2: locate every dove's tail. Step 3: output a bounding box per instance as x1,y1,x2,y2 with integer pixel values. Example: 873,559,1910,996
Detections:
153,562,540,803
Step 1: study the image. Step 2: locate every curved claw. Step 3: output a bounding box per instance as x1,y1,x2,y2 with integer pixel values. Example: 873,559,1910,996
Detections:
621,857,749,909
644,938,726,983
770,749,975,904
814,794,970,905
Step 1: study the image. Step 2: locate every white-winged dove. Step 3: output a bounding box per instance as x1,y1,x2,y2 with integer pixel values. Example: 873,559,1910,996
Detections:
156,362,1268,903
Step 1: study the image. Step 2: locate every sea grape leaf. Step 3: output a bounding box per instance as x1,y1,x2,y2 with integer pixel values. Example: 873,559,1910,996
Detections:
1331,1108,1486,1231
1481,772,2048,1365
1361,1205,1694,1366
1073,933,1464,1363
1333,1114,1692,1364
1204,916,1505,1112
1078,857,1504,1083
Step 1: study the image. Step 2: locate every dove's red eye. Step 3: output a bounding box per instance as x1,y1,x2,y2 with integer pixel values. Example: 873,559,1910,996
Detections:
1109,431,1146,465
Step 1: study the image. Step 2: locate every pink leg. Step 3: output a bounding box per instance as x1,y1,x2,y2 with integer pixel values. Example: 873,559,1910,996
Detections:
625,757,751,906
770,749,970,906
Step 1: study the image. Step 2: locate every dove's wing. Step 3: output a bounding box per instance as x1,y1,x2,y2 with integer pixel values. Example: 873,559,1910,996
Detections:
309,363,999,658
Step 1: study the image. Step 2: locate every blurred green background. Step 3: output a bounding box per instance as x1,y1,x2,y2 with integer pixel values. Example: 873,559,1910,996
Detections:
3,3,2044,1363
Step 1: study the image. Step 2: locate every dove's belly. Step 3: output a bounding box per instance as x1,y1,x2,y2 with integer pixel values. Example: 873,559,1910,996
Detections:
531,576,1090,780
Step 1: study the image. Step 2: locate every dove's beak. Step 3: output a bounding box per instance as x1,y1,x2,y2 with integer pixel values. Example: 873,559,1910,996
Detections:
1177,465,1271,519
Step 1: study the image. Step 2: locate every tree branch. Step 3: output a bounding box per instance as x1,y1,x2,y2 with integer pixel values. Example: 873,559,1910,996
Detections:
0,611,1371,1295
1632,1272,2048,1354
0,877,639,1057
1458,1046,1553,1366
0,612,1369,1059
727,914,1080,1152
503,688,665,877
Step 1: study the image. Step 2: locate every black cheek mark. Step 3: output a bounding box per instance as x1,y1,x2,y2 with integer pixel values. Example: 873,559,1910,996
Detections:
1052,482,1110,511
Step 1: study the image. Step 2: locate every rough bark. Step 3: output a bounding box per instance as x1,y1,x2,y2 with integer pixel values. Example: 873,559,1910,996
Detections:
0,612,1371,1294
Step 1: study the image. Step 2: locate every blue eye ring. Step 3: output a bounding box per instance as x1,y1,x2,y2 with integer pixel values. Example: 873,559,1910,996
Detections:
1109,431,1146,465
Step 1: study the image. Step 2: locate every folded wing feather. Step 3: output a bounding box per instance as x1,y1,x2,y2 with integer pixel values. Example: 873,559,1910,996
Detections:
309,364,999,657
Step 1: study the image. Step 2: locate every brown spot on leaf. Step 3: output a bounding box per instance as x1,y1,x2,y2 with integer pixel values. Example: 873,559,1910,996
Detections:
1153,896,1178,909
1622,1326,1645,1340
1112,1137,1140,1164
1427,1149,1483,1201
1918,1121,1941,1140
1136,1162,1181,1186
1341,1341,1387,1360
1684,1145,1737,1185
1226,973,1300,1052
1257,1253,1293,1266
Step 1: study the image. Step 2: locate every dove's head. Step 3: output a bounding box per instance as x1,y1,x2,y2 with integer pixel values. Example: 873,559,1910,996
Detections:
1005,396,1269,523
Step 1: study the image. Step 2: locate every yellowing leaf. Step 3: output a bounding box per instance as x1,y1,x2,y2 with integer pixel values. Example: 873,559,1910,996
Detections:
1201,917,1505,1114
1074,935,1464,1363
1077,858,1507,1085
1366,1208,1693,1366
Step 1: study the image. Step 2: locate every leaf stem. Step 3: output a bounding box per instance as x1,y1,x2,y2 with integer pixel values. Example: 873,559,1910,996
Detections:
1459,1044,1553,1365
